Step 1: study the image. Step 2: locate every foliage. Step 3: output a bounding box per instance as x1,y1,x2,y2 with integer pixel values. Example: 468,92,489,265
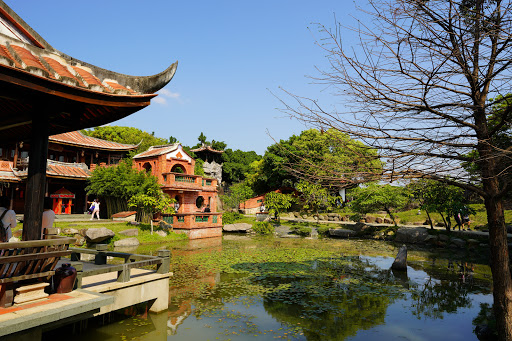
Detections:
128,188,175,224
295,180,337,214
222,149,262,186
409,179,475,231
290,225,312,237
252,221,274,235
252,129,381,194
86,159,163,218
82,126,169,157
194,158,205,176
221,182,255,210
193,132,227,151
316,225,331,237
351,184,410,226
222,211,243,225
264,191,295,220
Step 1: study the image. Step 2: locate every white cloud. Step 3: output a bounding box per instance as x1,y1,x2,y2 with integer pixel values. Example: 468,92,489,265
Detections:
154,88,182,105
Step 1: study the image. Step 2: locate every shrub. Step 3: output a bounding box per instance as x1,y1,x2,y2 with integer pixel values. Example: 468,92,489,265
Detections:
291,225,312,237
317,226,330,237
252,221,274,235
223,211,243,225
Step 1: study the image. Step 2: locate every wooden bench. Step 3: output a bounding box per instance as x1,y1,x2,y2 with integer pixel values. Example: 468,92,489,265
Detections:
0,236,75,306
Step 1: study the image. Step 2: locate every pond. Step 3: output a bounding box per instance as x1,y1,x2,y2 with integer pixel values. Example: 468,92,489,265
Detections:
65,235,493,341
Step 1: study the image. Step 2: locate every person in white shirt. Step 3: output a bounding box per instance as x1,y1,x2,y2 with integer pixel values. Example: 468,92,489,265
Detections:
91,199,100,220
42,197,55,238
0,196,16,242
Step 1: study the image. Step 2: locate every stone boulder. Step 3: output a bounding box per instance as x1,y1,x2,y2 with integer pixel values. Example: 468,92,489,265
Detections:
340,215,349,222
223,223,253,233
383,218,393,224
159,220,173,230
375,217,384,224
114,237,140,247
84,227,115,243
391,245,407,271
438,234,450,242
119,228,139,237
129,221,141,226
451,238,466,248
318,214,327,221
394,227,430,244
156,230,167,237
62,228,79,235
351,222,370,234
73,234,86,246
329,229,356,238
365,216,376,223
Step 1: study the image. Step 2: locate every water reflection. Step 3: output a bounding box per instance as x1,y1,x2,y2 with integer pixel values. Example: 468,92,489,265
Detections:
68,237,493,340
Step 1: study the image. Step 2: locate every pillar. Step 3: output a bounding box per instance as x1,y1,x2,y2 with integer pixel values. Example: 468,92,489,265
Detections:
22,113,49,241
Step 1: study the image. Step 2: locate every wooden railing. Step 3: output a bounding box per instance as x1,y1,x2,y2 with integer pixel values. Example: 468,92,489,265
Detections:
69,245,170,287
161,212,222,229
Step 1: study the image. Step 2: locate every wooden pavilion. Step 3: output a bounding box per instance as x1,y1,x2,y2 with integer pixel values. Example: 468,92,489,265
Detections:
0,1,178,240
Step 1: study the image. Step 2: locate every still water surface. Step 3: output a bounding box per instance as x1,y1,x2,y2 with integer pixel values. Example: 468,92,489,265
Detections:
70,235,493,341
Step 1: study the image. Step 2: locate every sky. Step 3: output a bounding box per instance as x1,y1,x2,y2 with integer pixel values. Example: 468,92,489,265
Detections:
5,0,363,155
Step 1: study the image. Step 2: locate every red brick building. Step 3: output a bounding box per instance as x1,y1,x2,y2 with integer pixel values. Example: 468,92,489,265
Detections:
133,144,222,239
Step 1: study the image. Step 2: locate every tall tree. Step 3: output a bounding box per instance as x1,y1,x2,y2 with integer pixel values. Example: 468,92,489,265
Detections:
281,1,512,337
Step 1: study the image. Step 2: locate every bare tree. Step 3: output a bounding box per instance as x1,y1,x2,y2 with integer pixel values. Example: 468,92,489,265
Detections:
280,0,512,339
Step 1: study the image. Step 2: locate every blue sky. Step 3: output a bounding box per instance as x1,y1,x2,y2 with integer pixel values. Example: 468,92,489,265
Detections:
5,1,362,155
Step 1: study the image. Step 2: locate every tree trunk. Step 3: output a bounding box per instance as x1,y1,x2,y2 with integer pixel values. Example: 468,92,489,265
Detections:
425,210,434,230
385,207,397,226
439,213,450,232
486,195,512,340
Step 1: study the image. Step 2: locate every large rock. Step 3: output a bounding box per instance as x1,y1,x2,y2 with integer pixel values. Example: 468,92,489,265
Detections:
159,220,173,230
119,228,139,236
365,216,376,223
84,227,115,243
73,234,85,246
156,230,167,237
375,217,384,224
62,228,79,235
383,218,393,224
451,238,466,248
395,227,430,244
114,237,140,247
351,222,370,234
391,245,407,271
329,229,356,238
223,223,253,233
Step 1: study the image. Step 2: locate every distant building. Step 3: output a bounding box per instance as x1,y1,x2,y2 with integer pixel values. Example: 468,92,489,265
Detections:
0,131,137,214
190,144,223,185
239,187,298,214
133,144,222,239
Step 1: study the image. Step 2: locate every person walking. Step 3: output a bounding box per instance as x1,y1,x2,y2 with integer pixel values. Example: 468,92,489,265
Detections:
90,199,100,220
0,196,16,242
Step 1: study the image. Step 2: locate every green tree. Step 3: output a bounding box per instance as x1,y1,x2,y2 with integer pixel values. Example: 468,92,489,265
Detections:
221,182,255,210
264,191,295,221
295,180,337,215
222,149,262,186
86,159,162,218
257,129,381,194
128,188,175,228
82,126,168,157
351,184,409,226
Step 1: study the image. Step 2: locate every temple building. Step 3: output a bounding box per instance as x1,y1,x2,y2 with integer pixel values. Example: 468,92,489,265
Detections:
0,131,137,214
133,144,222,239
190,144,224,185
0,0,178,240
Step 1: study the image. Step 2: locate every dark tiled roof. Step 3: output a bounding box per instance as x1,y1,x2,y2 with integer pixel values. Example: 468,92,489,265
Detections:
190,144,224,154
49,131,138,151
14,160,91,179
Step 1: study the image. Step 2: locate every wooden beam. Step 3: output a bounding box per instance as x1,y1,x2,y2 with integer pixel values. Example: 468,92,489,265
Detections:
22,112,49,241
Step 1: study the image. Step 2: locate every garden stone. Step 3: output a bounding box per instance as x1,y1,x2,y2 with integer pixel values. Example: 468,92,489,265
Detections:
327,213,337,217
375,217,383,223
391,245,407,271
395,227,429,244
383,218,393,224
436,222,445,227
293,212,300,218
328,216,334,221
329,229,356,238
114,237,140,247
438,234,450,242
159,220,173,230
156,230,167,237
333,216,340,221
318,215,327,221
365,216,376,223
451,238,466,248
424,235,438,244
84,227,115,243
341,215,349,222
223,223,253,233
467,239,480,247
73,234,85,246
129,221,141,226
62,228,79,235
351,222,370,234
119,229,139,236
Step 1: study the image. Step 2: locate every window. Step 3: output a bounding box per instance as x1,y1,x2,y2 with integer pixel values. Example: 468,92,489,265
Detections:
59,156,65,162
196,196,204,209
20,151,28,158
